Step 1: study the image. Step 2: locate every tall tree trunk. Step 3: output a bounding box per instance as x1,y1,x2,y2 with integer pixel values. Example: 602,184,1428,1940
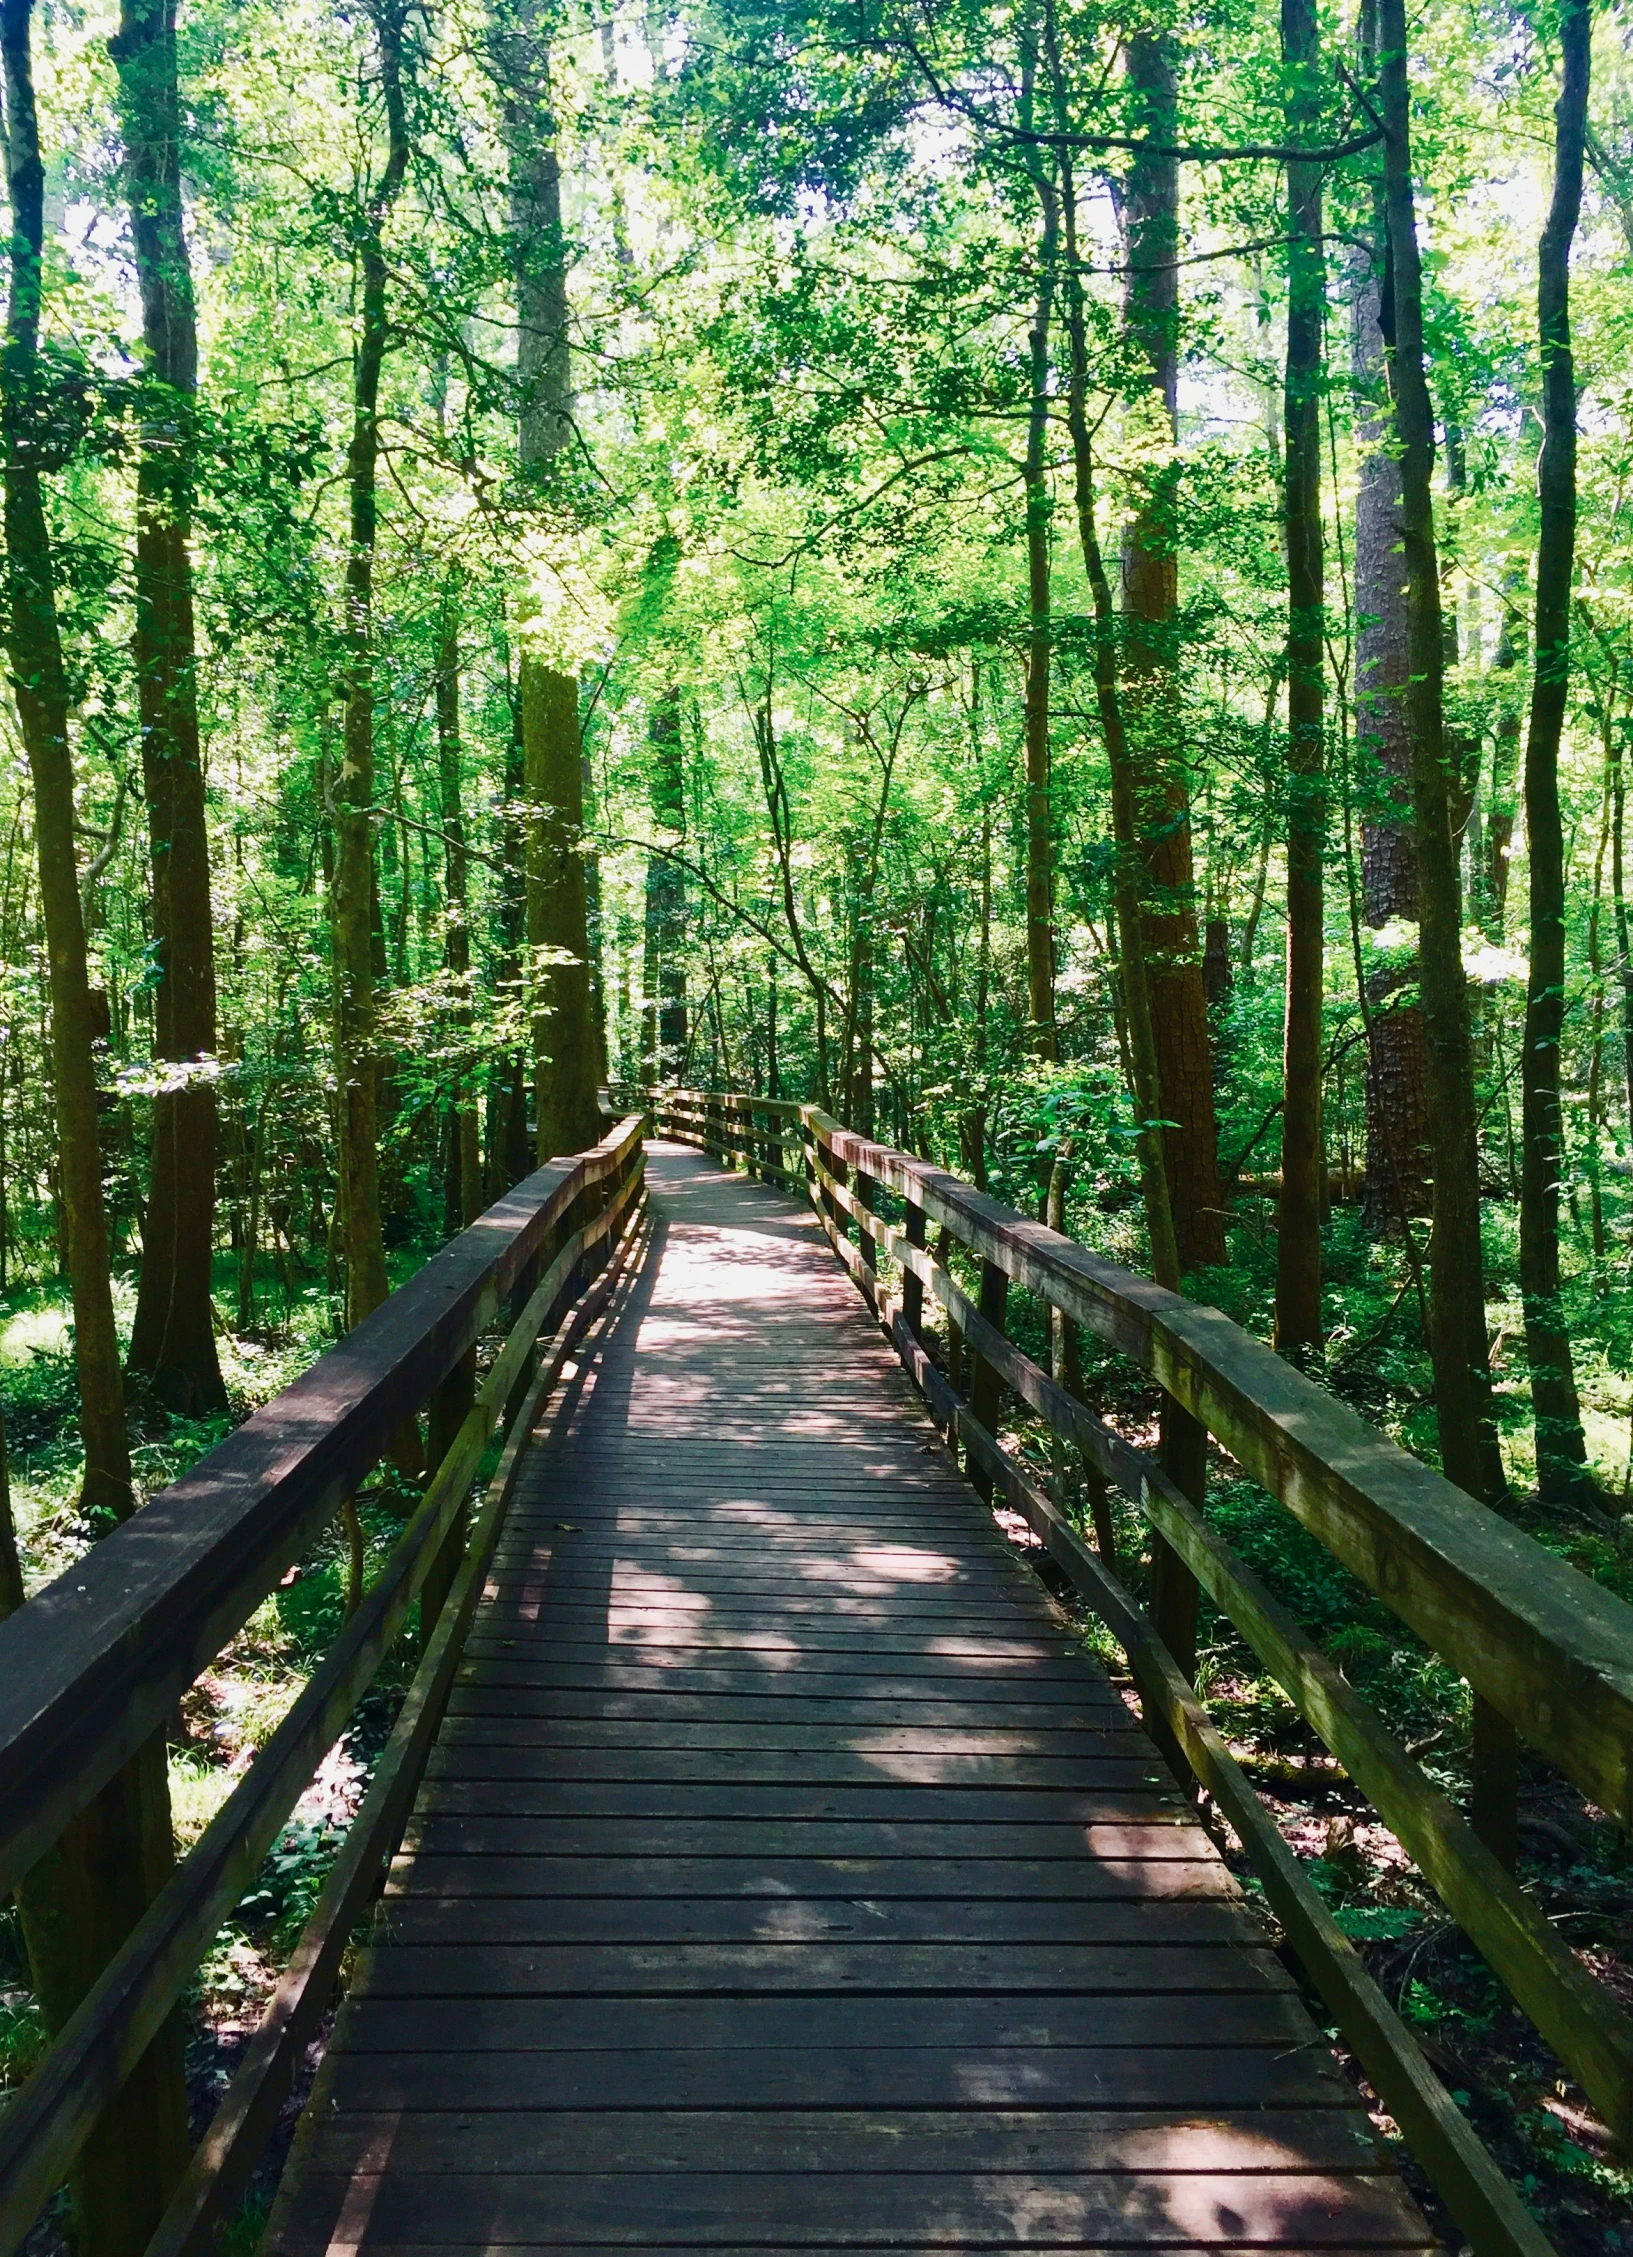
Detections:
1377,0,1505,1507
437,583,482,1227
1,15,188,2242
1049,77,1181,1289
1120,28,1224,1269
1519,0,1592,1504
488,656,531,1192
1274,0,1326,1363
503,5,602,1160
1481,590,1525,937
1353,205,1430,1233
1612,685,1633,1133
2,0,132,1520
112,0,225,1413
642,691,688,1078
332,0,406,1330
1022,147,1059,1060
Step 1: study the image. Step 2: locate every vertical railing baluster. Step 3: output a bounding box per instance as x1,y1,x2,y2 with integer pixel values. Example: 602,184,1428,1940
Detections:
422,1344,477,1638
1471,1701,1519,1873
902,1197,926,1344
966,1257,1008,1503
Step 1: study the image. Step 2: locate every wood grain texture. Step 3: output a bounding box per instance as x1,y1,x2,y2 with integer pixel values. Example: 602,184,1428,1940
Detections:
266,1144,1428,2255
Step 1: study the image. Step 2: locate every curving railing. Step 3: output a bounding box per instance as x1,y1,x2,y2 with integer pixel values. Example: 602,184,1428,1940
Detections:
0,1115,646,2257
648,1084,1633,2257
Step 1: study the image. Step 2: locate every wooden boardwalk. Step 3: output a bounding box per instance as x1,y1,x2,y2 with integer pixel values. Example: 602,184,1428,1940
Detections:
268,1144,1432,2254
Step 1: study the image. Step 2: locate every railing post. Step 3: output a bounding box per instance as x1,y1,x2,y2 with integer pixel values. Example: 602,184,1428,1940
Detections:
966,1257,1009,1504
421,1343,477,1637
902,1197,926,1343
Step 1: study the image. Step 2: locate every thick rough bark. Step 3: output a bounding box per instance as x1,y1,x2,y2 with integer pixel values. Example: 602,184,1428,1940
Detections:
331,0,406,1330
1274,0,1326,1364
1519,0,1591,1503
113,0,226,1414
437,591,482,1227
1352,216,1430,1232
1377,0,1506,1508
525,661,602,1158
503,1,602,1158
1119,29,1224,1270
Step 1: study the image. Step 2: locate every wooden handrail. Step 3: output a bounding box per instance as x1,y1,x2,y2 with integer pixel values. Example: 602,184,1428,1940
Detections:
654,1085,1633,2257
0,1117,646,2257
0,1117,641,1895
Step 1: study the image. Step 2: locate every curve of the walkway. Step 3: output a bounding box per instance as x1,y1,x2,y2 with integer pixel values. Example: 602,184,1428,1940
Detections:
266,1142,1431,2254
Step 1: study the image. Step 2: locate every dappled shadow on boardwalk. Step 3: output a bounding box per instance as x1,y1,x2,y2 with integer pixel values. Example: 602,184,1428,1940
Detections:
263,1145,1432,2255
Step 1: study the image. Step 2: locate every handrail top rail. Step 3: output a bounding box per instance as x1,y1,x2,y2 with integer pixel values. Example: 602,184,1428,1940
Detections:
0,1114,643,1896
654,1088,1633,1828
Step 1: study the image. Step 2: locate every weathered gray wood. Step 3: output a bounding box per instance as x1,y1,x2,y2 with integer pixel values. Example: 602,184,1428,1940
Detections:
806,1109,1633,1828
140,1214,647,2257
266,1143,1426,2257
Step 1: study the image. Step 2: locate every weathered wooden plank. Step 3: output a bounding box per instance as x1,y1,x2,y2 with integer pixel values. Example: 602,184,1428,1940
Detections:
335,1991,1320,2054
372,1895,1261,1945
294,2107,1389,2174
413,1783,1185,1824
270,2165,1427,2247
381,1854,1236,1902
361,1940,1290,1998
433,1718,1137,1752
442,1690,1128,1729
314,2042,1348,2114
424,1742,1163,1778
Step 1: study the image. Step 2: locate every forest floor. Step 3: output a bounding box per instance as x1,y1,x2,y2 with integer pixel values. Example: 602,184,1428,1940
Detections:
2,1204,1632,2256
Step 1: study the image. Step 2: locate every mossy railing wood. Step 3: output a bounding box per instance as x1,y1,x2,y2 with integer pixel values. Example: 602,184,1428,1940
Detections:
651,1086,1633,2257
0,1117,646,2257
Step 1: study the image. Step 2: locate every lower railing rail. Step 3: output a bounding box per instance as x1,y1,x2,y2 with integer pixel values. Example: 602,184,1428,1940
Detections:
0,1116,647,2257
651,1084,1633,2257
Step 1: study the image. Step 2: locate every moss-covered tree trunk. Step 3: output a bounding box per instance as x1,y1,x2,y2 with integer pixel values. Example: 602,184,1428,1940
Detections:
503,4,603,1159
112,0,226,1415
